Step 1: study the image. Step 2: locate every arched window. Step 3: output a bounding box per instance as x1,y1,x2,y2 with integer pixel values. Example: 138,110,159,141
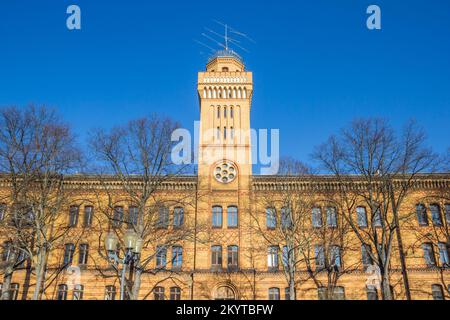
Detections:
223,106,227,118
243,88,247,99
230,107,234,118
203,88,207,98
215,286,235,300
227,206,238,228
217,106,220,118
170,287,181,300
57,284,68,300
222,67,229,72
232,88,236,98
212,206,223,227
208,88,212,98
154,287,165,300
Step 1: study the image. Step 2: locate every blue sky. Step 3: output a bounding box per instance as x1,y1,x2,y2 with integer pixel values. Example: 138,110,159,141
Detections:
0,0,449,166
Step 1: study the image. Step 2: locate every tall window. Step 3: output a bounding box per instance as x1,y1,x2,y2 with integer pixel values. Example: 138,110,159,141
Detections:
266,208,276,229
356,206,368,228
361,243,373,267
227,206,238,228
217,106,220,118
2,241,13,262
112,206,123,228
78,244,89,265
366,286,378,300
281,207,293,229
268,288,280,300
63,243,75,266
128,206,139,226
173,207,184,227
285,287,295,300
282,245,293,268
10,283,19,300
73,285,84,300
312,207,322,228
317,287,327,300
154,287,165,300
372,207,382,227
438,242,449,266
156,245,167,268
230,107,234,118
68,206,79,227
83,206,93,227
57,284,68,300
170,287,181,300
431,284,445,300
416,204,428,226
430,204,442,226
331,245,342,268
326,206,337,227
157,206,169,228
333,287,345,300
224,127,227,139
104,286,116,300
227,245,239,270
212,206,223,228
0,203,6,221
445,204,450,224
211,245,222,269
224,106,227,118
315,245,325,269
230,127,234,140
171,246,183,269
422,242,436,266
267,246,279,270
216,127,220,140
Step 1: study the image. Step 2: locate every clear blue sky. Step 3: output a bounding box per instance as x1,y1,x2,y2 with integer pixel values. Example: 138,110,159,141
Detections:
0,0,449,165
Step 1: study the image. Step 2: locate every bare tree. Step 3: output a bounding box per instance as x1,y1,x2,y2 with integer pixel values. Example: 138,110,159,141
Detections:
313,118,438,300
0,105,83,300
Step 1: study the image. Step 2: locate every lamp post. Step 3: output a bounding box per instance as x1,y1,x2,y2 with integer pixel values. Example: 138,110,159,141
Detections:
105,230,142,300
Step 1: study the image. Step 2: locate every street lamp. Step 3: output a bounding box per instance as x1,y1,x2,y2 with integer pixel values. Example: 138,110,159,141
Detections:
104,230,142,300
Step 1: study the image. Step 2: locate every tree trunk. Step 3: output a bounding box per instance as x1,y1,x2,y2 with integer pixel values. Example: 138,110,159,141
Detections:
1,252,16,300
131,268,142,300
381,273,393,300
32,248,47,300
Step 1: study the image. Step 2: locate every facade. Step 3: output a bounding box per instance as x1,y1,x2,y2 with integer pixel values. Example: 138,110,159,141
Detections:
0,52,449,300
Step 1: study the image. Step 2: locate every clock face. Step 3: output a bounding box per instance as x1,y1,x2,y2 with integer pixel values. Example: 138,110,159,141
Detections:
214,161,237,184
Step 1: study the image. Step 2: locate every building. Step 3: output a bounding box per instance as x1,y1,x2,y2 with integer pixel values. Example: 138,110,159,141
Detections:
0,51,449,300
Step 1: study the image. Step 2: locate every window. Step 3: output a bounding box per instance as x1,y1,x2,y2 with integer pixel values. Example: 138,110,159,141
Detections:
104,286,116,300
281,207,293,229
268,288,280,300
266,208,276,229
227,245,239,270
326,206,337,227
216,127,220,140
170,287,181,300
361,244,373,267
224,127,227,139
171,246,183,269
422,242,436,266
318,287,327,300
318,287,345,300
372,207,382,227
333,286,345,300
282,245,293,268
68,206,79,227
154,287,165,300
83,206,93,227
285,287,295,300
0,203,6,221
366,286,378,300
224,106,227,118
445,204,450,223
356,206,368,228
230,127,234,140
312,207,322,228
57,284,68,300
438,242,449,266
128,206,138,226
211,245,222,269
63,243,75,266
1,241,13,262
416,204,428,226
331,245,342,269
431,284,444,300
315,245,325,269
112,206,123,228
430,204,442,226
73,284,84,300
230,107,234,118
212,206,223,228
78,244,89,265
173,207,184,227
157,206,169,228
227,206,238,228
156,245,167,268
267,246,278,270
10,283,19,300
222,67,229,72
217,106,220,118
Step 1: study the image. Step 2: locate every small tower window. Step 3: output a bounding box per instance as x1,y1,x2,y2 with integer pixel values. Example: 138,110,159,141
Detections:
224,107,227,118
230,127,234,139
217,106,220,118
230,107,234,118
224,127,227,140
216,127,220,140
222,67,229,72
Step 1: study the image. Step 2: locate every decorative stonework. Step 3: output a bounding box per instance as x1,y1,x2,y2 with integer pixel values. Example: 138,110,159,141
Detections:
214,161,237,184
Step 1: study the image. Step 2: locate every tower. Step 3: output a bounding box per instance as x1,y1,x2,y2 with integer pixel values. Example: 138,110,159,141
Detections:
197,49,253,191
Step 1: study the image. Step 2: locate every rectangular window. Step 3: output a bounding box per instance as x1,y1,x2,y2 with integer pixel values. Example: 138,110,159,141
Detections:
78,244,89,265
430,204,442,226
0,203,6,221
312,207,322,228
422,243,436,266
224,107,227,118
227,206,238,228
156,245,167,268
361,244,373,267
432,284,444,300
173,207,184,227
315,245,325,270
227,245,239,270
112,206,123,228
331,245,342,268
57,284,68,300
366,286,378,300
356,206,368,228
212,206,223,228
416,204,428,226
267,246,279,270
445,204,450,224
438,242,449,266
230,127,234,139
281,207,293,229
83,206,93,227
63,243,75,266
9,283,19,300
230,107,234,118
326,207,337,227
157,206,169,228
372,207,382,227
73,285,84,300
266,208,276,229
282,245,292,268
211,245,222,269
170,287,181,300
268,288,280,300
69,206,79,227
224,127,227,139
333,286,345,300
171,246,183,269
154,287,165,300
317,287,327,300
104,286,116,300
128,206,139,226
216,127,220,140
